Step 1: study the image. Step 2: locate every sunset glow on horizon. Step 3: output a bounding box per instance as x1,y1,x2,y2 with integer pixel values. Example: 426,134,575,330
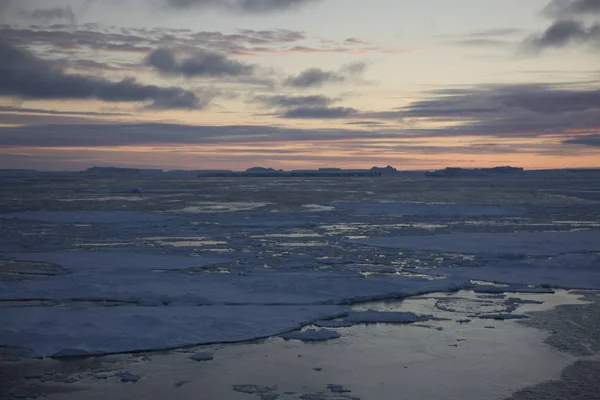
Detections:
0,0,599,171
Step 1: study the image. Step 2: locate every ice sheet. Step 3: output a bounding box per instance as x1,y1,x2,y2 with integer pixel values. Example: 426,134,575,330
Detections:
349,230,600,256
1,251,467,305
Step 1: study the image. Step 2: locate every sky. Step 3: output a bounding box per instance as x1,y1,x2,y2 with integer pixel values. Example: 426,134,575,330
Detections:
0,0,599,171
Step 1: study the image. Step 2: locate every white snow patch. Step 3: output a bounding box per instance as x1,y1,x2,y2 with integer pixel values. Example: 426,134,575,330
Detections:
302,204,335,212
171,202,269,213
279,329,341,342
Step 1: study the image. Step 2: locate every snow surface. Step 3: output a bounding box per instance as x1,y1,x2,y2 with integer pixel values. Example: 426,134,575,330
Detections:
349,230,600,256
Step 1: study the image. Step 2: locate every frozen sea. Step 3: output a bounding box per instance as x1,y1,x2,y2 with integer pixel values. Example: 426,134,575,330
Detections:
1,169,600,399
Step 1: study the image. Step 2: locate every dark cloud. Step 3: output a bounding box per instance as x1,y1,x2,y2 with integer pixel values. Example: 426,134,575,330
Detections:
253,94,335,108
0,105,130,117
0,123,388,147
284,68,343,88
367,83,600,137
284,63,366,88
525,0,600,52
0,41,212,109
281,106,358,119
161,0,321,13
0,26,155,55
544,0,600,17
524,19,600,51
146,47,254,77
563,134,600,146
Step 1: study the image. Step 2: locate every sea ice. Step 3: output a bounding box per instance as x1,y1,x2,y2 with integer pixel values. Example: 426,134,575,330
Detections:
0,251,467,305
0,305,348,358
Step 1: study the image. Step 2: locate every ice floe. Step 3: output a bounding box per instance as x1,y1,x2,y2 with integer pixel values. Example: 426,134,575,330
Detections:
0,305,348,358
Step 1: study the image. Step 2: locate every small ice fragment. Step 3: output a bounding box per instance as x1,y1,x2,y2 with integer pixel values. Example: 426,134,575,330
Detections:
189,352,214,362
279,329,341,342
328,384,351,393
232,384,276,394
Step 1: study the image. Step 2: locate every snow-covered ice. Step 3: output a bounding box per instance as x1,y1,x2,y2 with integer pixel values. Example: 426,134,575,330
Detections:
2,171,599,362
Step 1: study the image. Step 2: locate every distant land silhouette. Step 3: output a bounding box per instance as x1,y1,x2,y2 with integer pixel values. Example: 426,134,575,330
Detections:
77,165,532,178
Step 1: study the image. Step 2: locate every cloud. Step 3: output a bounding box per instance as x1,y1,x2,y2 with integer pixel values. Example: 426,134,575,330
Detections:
20,6,76,23
284,63,366,88
253,94,335,108
451,38,512,47
0,41,212,109
0,123,388,147
146,47,254,77
161,0,322,13
524,19,600,51
524,0,600,52
544,0,600,17
367,83,600,137
563,134,600,146
281,106,358,119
